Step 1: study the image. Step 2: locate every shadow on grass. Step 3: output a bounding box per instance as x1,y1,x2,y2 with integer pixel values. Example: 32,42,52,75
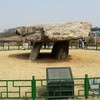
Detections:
9,52,72,63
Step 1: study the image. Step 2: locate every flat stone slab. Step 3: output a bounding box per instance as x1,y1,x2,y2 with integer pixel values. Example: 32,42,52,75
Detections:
16,21,92,42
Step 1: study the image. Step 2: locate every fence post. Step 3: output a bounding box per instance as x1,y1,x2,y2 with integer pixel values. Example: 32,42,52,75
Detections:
96,44,98,50
8,45,10,50
28,43,30,49
3,44,4,50
18,45,20,50
32,76,36,100
84,74,89,99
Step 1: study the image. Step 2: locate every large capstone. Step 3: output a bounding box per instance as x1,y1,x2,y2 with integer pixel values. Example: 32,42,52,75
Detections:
16,22,92,42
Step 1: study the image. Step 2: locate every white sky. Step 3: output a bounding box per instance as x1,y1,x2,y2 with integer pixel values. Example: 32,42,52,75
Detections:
0,0,100,32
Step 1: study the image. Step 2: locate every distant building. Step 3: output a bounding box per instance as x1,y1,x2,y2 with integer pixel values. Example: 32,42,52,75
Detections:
91,27,100,37
90,27,100,43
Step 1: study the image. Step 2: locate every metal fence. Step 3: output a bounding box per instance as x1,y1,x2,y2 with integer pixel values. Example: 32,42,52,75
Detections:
0,43,53,51
0,44,100,51
0,75,100,99
0,79,32,99
69,43,100,50
0,45,31,51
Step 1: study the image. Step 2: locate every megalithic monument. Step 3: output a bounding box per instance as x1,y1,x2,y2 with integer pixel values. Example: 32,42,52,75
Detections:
16,22,92,60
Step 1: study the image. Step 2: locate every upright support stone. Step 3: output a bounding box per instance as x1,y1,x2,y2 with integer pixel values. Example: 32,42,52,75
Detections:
52,41,69,60
29,42,42,61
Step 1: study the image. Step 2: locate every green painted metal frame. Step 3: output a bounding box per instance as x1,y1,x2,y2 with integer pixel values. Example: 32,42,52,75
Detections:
35,78,84,99
0,80,32,99
0,75,100,99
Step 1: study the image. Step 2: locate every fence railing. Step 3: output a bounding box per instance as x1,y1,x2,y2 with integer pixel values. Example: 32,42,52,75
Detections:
69,43,100,50
0,75,100,99
0,44,52,51
0,45,31,51
0,44,100,51
0,79,32,99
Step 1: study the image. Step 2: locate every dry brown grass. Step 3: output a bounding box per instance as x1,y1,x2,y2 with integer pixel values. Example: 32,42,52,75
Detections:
0,49,100,100
0,49,100,80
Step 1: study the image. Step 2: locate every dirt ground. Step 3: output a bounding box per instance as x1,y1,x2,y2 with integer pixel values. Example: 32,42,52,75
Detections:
0,49,100,100
0,49,100,80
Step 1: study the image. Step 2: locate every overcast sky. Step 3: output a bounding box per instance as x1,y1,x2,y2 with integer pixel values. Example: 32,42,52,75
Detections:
0,0,100,32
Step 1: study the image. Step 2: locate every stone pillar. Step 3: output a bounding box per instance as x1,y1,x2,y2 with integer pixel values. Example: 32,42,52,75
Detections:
52,41,69,60
29,42,42,61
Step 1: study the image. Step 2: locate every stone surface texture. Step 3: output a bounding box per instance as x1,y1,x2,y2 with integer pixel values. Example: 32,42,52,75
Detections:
16,22,92,42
